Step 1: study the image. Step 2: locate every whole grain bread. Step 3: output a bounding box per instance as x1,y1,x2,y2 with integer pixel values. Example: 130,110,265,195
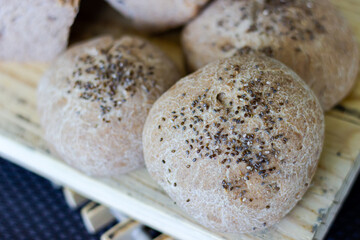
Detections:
0,0,79,62
143,54,324,233
105,0,209,32
182,0,359,110
38,35,181,176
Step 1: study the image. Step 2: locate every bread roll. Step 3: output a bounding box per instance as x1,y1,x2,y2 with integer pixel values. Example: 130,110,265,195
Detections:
182,0,359,110
0,0,79,61
105,0,209,32
38,36,181,176
143,54,324,233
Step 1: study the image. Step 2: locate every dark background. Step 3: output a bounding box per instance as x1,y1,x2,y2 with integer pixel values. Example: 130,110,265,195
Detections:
0,157,359,240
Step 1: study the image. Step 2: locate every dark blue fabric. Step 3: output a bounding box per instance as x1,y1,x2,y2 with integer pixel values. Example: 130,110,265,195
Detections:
326,175,360,240
0,157,359,240
0,157,112,240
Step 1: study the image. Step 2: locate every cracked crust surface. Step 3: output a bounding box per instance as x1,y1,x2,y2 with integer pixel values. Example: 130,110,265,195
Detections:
38,35,181,176
143,54,324,233
182,0,359,110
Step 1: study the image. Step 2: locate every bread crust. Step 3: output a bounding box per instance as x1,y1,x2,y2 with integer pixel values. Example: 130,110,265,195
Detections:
38,36,181,176
182,0,359,110
143,54,324,233
105,0,209,32
0,0,79,61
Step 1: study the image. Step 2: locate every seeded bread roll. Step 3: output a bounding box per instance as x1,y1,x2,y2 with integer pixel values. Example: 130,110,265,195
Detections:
143,54,324,233
38,36,181,176
0,0,79,61
105,0,209,32
182,0,359,110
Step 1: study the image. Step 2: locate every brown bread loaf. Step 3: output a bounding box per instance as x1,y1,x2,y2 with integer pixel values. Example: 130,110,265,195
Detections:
38,36,181,176
143,54,324,233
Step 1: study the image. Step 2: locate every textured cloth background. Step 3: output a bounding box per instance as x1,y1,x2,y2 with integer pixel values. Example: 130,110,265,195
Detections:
0,157,111,240
0,157,358,239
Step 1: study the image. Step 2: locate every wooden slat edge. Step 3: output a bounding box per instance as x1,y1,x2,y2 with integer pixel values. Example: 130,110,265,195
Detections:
100,220,141,240
81,202,115,233
313,153,360,240
63,187,88,209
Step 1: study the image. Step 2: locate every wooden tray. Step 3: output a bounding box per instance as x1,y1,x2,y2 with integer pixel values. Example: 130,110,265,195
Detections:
0,1,360,239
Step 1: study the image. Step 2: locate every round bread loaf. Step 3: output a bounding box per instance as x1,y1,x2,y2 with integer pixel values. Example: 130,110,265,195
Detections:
182,0,359,110
38,36,181,176
0,0,79,61
143,54,324,233
105,0,209,32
